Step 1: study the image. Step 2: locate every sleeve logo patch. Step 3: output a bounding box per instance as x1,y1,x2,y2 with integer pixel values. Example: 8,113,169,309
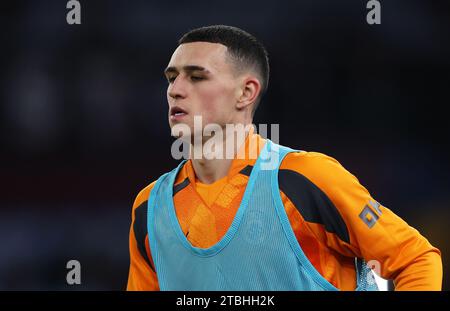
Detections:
359,200,382,228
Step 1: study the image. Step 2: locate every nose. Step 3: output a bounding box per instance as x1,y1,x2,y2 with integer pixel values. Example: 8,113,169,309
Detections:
168,76,187,100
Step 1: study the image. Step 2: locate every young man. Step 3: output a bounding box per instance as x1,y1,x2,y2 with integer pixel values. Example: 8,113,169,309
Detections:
127,25,442,291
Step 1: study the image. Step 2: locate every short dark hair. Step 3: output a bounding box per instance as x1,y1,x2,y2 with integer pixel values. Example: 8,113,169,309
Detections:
178,25,269,116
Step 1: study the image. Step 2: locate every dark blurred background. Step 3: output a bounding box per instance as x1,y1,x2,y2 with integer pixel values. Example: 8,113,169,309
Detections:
0,0,449,290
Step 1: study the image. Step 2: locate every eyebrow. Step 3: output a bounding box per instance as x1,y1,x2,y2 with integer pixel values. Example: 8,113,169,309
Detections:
164,65,211,75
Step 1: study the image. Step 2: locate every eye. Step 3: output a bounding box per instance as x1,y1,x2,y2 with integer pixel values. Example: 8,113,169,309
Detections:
190,76,204,82
167,76,177,83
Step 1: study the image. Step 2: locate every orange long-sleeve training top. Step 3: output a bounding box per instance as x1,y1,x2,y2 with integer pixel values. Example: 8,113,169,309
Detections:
127,132,442,291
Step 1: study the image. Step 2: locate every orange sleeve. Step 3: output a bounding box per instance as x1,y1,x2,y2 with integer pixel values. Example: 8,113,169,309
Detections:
281,152,442,290
126,181,160,291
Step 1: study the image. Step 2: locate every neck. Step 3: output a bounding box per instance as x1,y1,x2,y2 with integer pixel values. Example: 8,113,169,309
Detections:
190,124,252,184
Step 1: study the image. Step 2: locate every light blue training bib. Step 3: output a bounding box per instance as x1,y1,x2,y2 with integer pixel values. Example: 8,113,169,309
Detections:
147,140,378,291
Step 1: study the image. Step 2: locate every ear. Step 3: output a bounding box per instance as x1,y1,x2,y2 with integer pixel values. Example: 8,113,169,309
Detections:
236,77,261,110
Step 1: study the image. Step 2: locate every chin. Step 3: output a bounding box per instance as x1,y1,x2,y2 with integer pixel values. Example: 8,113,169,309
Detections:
170,122,193,139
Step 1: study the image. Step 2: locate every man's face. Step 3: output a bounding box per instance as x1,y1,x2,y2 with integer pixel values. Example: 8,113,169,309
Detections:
165,42,241,137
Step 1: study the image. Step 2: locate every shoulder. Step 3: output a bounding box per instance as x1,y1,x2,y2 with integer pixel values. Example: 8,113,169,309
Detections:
281,150,343,170
133,181,157,210
280,150,361,188
132,165,181,210
129,181,157,231
278,151,361,245
129,180,158,276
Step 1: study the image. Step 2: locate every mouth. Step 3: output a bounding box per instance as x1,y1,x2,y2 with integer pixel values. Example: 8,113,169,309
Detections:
170,106,188,120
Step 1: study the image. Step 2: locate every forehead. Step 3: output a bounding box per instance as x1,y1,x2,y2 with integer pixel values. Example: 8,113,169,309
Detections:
167,42,232,73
